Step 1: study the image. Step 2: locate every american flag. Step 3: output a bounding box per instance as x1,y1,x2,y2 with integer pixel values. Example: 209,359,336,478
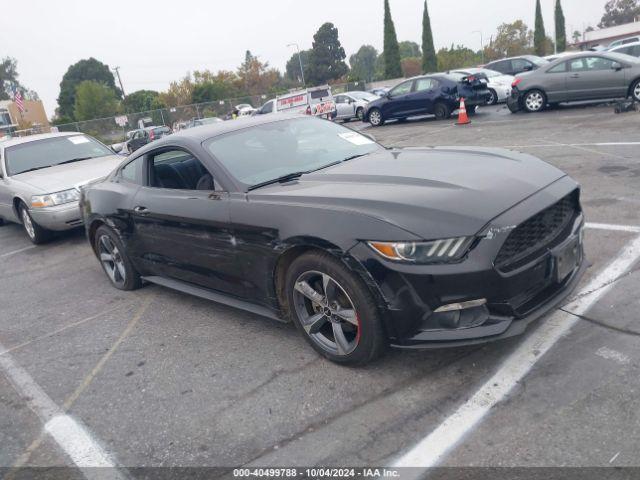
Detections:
14,89,25,113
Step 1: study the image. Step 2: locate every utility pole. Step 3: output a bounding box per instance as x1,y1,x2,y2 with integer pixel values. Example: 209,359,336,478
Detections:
287,43,305,87
473,31,484,64
113,66,126,97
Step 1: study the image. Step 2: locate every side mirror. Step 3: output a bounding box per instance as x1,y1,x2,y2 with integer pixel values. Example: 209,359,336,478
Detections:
612,62,623,71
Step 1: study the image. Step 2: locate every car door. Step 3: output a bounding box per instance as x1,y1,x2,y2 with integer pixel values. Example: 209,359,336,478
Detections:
385,80,415,119
129,147,244,296
566,56,626,100
334,95,355,119
411,77,440,115
543,61,569,102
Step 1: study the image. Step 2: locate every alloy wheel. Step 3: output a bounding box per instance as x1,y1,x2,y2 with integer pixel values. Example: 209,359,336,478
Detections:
633,82,640,101
21,208,35,240
356,108,364,120
369,110,382,126
525,91,544,112
292,270,360,356
486,90,497,105
98,234,127,286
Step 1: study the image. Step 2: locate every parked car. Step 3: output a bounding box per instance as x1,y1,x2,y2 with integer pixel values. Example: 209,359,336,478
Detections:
608,41,640,58
485,55,549,76
364,73,491,126
125,126,172,153
507,51,640,113
544,51,579,63
369,87,390,96
254,86,336,118
0,132,125,244
334,91,380,121
451,68,514,105
81,115,584,365
608,36,640,49
186,117,223,129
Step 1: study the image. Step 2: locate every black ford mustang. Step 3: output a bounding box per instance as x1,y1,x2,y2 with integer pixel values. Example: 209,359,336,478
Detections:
81,115,585,365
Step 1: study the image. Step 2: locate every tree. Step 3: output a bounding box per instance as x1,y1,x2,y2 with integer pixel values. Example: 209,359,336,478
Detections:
555,0,567,52
599,0,640,28
422,1,437,73
383,0,403,78
73,81,120,121
237,50,282,95
0,57,19,100
159,75,195,107
484,20,533,61
437,45,482,71
572,30,582,44
534,0,547,56
285,49,310,84
401,57,422,77
399,41,421,59
306,23,349,85
122,90,166,113
57,58,120,120
349,45,379,82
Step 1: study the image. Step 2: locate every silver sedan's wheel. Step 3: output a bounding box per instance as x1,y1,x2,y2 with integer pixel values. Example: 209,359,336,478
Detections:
632,80,640,101
292,270,360,356
524,90,545,112
356,107,364,121
21,208,36,240
98,234,127,287
368,109,383,126
486,89,497,105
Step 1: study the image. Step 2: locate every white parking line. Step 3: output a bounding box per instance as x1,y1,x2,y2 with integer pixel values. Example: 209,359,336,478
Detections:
586,222,640,234
0,339,124,479
392,233,640,472
505,142,640,148
0,245,37,258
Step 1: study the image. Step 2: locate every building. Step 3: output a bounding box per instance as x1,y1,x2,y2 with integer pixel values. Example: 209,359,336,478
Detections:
573,20,640,50
0,99,50,138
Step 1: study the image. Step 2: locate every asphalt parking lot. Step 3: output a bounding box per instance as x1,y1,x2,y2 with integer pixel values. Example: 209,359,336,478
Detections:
2,103,640,476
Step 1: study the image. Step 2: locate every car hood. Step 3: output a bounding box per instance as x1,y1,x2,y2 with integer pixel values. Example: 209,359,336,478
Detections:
11,155,125,193
249,147,567,239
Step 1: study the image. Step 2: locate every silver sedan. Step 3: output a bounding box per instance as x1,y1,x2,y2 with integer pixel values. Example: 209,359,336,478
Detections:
0,132,125,244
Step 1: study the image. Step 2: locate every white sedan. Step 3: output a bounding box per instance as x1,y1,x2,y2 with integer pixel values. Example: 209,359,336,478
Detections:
451,67,514,105
334,91,380,122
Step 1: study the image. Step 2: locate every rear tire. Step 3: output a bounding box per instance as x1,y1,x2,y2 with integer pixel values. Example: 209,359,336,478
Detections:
19,203,52,245
433,102,451,120
522,89,546,113
368,108,384,127
356,107,364,121
285,251,387,365
486,89,498,105
94,225,142,291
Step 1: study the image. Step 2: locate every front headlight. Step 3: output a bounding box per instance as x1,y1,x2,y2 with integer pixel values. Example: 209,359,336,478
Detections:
368,237,474,263
31,188,80,208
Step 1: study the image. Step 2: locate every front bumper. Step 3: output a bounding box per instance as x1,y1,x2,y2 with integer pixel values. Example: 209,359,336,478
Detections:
29,202,84,231
346,177,585,348
507,89,522,112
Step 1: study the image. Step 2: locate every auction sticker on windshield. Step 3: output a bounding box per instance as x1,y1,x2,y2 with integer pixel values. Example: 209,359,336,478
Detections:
68,136,90,144
339,131,374,146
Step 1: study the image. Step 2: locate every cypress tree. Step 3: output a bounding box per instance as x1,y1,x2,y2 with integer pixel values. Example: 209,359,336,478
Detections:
422,0,437,73
534,0,547,56
383,0,403,78
555,0,567,52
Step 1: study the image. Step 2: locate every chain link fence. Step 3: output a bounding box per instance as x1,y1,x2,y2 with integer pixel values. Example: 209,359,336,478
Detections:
53,81,372,146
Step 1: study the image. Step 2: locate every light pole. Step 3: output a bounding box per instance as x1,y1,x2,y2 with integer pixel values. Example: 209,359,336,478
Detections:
472,31,484,64
287,43,305,87
112,66,126,97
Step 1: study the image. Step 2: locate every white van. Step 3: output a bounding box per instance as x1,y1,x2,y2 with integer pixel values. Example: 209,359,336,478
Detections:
255,85,336,118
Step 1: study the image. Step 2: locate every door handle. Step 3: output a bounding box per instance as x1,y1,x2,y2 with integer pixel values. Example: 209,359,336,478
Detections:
133,206,150,215
570,73,580,78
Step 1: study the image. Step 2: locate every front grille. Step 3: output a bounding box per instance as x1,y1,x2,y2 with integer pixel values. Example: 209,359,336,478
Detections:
495,192,579,270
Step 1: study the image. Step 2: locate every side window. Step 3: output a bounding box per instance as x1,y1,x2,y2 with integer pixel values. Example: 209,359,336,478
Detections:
335,95,346,104
511,58,530,72
633,45,640,56
119,157,141,184
548,62,567,73
148,149,214,191
390,80,413,96
569,58,587,72
584,56,615,71
489,61,505,73
415,78,435,92
617,46,633,55
262,100,274,114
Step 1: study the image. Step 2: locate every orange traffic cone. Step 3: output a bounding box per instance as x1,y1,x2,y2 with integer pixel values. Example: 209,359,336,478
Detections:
456,97,471,125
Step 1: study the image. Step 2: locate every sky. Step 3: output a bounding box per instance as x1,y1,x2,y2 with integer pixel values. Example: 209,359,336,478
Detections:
2,0,607,117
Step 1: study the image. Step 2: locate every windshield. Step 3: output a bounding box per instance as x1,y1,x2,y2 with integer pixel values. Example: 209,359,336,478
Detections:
349,91,379,101
529,56,549,66
5,135,113,176
205,117,381,188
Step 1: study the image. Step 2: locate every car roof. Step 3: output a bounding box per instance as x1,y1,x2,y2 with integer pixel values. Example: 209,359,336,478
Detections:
0,131,83,149
611,41,640,49
487,55,544,63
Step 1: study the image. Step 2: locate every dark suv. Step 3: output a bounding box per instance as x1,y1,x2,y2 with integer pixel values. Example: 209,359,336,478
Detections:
126,126,172,153
485,55,549,76
363,73,491,126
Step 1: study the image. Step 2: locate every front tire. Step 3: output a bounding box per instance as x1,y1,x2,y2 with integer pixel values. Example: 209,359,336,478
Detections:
433,102,451,120
486,89,498,105
94,225,142,291
523,89,546,113
285,251,386,365
356,107,364,121
630,79,640,102
19,203,51,245
368,108,384,127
